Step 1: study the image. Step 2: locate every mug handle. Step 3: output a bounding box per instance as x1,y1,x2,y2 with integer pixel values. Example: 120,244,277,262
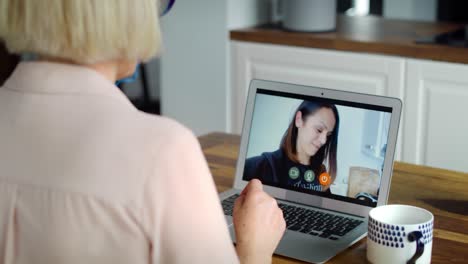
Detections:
407,231,425,264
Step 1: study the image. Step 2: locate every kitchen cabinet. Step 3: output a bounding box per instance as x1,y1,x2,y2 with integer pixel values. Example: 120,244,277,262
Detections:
230,41,468,172
404,59,468,172
230,41,405,161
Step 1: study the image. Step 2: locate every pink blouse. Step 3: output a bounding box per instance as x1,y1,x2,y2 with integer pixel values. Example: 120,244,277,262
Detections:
0,62,239,264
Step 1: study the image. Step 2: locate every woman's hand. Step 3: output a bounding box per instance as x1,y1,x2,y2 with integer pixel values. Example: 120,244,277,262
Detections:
232,179,286,264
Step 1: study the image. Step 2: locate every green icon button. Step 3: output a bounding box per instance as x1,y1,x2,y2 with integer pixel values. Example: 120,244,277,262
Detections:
304,170,315,182
289,167,300,180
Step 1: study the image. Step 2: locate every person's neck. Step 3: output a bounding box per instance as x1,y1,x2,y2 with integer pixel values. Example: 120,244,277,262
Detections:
38,57,119,83
87,62,118,83
295,150,310,165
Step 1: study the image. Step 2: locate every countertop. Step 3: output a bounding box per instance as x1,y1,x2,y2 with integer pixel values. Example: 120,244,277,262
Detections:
230,15,468,64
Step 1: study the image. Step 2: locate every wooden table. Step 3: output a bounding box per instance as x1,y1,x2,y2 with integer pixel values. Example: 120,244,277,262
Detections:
199,132,468,264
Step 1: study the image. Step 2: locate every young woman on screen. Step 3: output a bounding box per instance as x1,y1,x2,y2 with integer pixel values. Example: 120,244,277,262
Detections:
244,101,340,193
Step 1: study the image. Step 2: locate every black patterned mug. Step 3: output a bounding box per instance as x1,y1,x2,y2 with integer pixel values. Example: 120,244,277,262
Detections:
367,205,433,264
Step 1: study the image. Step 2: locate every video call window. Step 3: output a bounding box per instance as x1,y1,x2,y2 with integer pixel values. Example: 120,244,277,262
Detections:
243,89,392,207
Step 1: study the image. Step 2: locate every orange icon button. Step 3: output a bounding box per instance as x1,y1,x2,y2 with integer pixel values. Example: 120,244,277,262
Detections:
319,172,331,186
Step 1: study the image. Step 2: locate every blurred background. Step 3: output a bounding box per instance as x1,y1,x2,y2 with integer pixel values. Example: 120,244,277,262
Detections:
132,0,467,135
2,0,467,134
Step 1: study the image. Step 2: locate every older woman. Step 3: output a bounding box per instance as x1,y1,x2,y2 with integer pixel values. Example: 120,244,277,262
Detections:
0,1,285,263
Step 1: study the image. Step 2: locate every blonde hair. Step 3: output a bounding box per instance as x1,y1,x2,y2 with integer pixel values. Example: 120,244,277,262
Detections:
0,0,162,64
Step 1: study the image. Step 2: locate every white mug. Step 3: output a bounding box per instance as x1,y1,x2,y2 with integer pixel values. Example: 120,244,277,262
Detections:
367,205,434,264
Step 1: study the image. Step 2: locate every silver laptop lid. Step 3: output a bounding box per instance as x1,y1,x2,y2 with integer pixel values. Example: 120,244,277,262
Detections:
233,80,402,218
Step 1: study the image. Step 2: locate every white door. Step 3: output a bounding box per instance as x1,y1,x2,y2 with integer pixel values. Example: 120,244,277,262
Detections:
230,41,405,160
404,59,468,172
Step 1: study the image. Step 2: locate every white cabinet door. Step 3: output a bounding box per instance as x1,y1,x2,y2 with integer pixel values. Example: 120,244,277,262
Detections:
404,59,468,172
230,41,405,160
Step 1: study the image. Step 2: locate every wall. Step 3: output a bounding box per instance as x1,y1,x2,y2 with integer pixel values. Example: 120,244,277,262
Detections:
160,0,271,135
246,94,299,158
335,105,384,186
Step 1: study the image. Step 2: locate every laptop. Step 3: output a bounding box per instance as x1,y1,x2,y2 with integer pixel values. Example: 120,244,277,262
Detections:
219,79,402,263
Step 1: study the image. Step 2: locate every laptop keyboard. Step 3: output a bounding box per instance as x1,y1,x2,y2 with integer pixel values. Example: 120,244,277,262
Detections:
221,194,364,240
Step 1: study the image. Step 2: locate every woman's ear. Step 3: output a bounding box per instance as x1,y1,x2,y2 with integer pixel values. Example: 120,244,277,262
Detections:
295,111,303,128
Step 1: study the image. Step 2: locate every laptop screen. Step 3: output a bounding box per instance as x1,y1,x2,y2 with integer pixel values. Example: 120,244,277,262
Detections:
242,89,393,208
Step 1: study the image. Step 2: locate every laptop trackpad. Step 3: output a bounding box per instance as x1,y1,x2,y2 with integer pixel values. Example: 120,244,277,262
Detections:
275,231,343,264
